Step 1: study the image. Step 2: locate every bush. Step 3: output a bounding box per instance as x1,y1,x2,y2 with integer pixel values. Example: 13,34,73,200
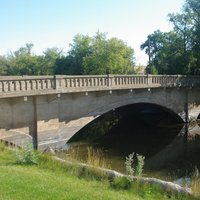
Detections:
110,176,132,190
15,144,39,165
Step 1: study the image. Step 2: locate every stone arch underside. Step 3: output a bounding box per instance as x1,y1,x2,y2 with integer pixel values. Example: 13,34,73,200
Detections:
65,95,184,144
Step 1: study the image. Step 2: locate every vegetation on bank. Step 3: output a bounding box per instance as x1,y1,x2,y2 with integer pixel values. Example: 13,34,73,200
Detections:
0,142,199,200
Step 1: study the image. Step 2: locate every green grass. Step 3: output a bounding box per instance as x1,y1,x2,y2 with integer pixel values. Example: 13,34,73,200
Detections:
0,143,198,200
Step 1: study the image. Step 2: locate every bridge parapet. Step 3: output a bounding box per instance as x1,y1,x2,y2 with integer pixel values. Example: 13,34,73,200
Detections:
0,75,199,98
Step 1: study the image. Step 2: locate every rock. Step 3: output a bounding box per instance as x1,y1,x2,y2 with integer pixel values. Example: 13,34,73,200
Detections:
43,146,55,155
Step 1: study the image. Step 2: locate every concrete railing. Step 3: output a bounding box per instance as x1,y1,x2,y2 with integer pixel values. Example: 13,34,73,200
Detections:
0,75,199,95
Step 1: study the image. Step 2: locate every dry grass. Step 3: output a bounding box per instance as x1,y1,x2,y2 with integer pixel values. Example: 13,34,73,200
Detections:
191,167,200,198
86,146,106,167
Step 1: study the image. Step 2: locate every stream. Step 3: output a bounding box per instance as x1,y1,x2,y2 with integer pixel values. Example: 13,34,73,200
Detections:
58,104,200,185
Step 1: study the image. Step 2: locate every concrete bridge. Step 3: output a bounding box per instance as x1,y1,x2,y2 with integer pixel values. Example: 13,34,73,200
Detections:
0,75,200,150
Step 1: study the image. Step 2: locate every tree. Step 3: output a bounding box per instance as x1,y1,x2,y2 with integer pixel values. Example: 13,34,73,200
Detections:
0,44,65,75
185,0,200,74
42,48,64,75
4,43,43,75
0,33,136,76
66,34,92,74
66,32,135,75
141,0,200,75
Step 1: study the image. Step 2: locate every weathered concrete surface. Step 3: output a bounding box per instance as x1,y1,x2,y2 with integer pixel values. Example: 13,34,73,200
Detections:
0,86,200,150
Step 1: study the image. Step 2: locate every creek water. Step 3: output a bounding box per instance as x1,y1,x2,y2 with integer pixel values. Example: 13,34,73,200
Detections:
60,104,200,183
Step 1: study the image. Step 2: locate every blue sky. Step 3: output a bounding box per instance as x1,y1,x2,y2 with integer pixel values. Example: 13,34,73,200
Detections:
0,0,184,65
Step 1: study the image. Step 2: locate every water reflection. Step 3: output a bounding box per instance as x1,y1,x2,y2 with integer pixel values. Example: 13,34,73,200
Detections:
63,104,200,181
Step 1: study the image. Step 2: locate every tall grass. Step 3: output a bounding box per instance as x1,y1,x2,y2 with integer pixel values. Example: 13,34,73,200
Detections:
66,145,108,168
191,167,200,197
86,146,106,167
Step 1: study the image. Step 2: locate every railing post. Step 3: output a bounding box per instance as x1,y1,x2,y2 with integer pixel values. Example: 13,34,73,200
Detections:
107,74,110,87
53,75,57,89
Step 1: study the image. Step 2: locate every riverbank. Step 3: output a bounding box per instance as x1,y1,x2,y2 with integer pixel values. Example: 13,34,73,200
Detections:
0,143,198,200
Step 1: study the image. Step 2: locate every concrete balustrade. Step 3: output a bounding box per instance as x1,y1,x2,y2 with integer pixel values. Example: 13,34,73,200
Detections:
0,75,199,98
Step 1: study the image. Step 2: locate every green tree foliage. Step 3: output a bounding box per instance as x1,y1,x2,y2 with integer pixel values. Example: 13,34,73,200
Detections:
0,44,64,75
0,32,135,75
65,32,135,75
66,34,92,74
141,0,200,75
42,47,64,75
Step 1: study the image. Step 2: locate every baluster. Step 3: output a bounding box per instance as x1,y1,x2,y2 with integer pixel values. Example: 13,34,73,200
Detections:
92,78,95,86
120,77,123,85
73,78,76,87
114,77,117,86
80,78,84,87
0,81,3,92
84,78,86,87
100,77,102,86
120,77,122,85
69,79,72,87
88,78,91,87
41,79,44,89
101,77,104,86
123,77,126,85
36,80,39,89
30,80,34,90
10,81,14,91
43,79,47,89
26,80,30,90
7,81,11,91
13,81,17,91
76,78,80,87
46,79,49,89
19,81,22,91
24,80,28,90
65,78,68,88
132,76,135,84
96,78,99,86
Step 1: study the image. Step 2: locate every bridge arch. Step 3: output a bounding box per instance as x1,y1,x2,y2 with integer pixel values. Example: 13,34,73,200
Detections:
68,101,184,143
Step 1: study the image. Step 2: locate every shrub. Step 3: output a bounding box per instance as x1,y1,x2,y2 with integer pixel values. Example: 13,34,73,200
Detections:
110,176,132,190
15,144,39,165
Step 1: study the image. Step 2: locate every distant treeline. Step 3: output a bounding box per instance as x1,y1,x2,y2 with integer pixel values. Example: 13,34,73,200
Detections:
0,32,136,76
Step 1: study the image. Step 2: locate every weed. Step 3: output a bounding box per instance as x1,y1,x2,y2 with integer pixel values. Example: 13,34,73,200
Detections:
135,153,145,176
15,144,39,165
86,146,105,167
110,176,132,190
125,152,145,176
125,152,134,176
191,166,200,197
